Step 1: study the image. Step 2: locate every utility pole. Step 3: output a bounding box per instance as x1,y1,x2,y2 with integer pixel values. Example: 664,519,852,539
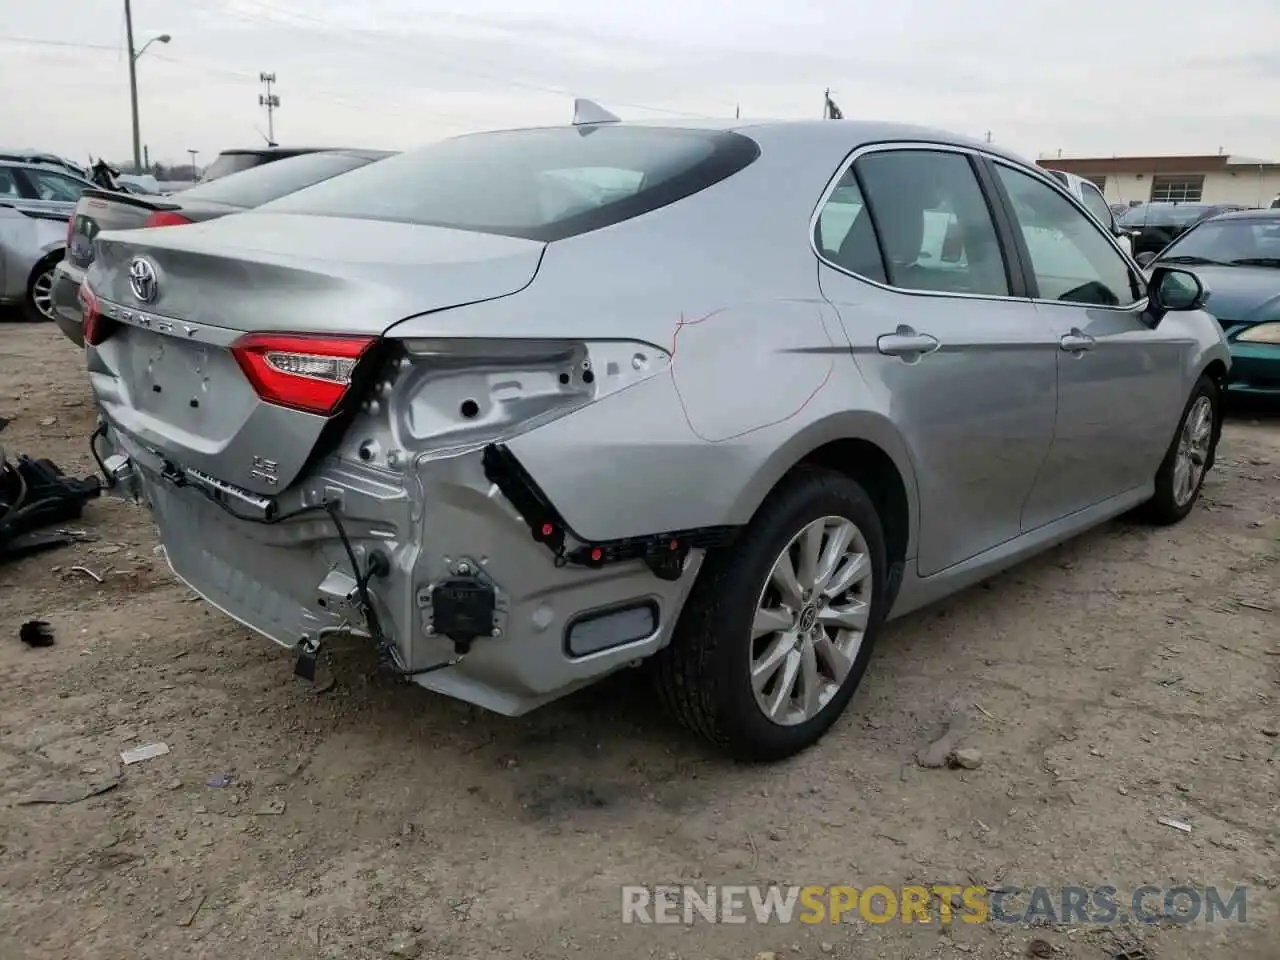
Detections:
259,73,279,146
985,130,993,143
187,149,198,177
123,1,170,173
125,0,140,171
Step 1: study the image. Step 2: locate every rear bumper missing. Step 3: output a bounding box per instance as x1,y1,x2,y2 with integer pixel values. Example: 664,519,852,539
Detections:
93,420,705,716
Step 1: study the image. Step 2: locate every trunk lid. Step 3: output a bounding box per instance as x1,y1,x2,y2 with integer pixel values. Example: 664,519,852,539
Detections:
66,188,178,270
90,212,545,334
87,213,545,496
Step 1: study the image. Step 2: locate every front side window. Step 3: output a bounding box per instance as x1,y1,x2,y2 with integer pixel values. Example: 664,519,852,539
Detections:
848,149,1010,296
262,126,760,242
21,168,87,202
996,164,1141,306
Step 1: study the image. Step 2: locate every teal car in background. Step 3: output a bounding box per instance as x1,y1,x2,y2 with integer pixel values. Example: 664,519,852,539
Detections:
1138,209,1280,398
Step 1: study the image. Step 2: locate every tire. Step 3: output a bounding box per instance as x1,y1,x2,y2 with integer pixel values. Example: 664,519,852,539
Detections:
653,467,888,761
1139,374,1219,525
22,257,60,323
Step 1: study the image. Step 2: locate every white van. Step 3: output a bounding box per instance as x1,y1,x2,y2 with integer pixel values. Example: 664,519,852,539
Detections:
1046,169,1134,257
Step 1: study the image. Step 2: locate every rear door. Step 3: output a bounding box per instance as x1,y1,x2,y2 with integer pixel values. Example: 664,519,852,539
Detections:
815,145,1059,577
985,159,1184,527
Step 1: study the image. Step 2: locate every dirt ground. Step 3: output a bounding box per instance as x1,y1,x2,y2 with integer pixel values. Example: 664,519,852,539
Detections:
0,322,1276,960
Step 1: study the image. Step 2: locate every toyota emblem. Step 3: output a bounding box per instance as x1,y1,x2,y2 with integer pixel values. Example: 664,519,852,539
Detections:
128,256,159,303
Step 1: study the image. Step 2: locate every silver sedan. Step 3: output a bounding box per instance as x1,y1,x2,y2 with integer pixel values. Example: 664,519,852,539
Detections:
83,115,1230,760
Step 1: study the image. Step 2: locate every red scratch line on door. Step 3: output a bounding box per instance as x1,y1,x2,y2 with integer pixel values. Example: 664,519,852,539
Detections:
668,309,834,444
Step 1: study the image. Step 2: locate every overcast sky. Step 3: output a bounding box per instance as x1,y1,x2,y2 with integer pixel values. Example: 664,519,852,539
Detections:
2,0,1278,168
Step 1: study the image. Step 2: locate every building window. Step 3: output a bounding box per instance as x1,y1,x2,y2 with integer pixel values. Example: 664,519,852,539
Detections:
1150,175,1204,202
1086,175,1107,191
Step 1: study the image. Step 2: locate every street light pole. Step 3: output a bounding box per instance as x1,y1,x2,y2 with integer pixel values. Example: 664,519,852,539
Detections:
126,0,140,171
124,0,171,173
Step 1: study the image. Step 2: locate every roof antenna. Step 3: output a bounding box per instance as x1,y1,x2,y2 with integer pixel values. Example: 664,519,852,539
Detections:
573,98,621,125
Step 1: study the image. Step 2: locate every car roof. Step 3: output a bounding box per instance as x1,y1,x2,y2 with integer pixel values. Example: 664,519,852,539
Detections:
463,117,1037,168
0,155,89,177
1210,207,1280,221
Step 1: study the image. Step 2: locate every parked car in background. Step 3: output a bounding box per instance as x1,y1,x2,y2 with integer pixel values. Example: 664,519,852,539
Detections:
0,149,91,181
1120,202,1248,259
83,118,1229,760
53,148,394,344
1044,169,1133,255
198,146,341,183
1141,208,1280,397
0,155,97,321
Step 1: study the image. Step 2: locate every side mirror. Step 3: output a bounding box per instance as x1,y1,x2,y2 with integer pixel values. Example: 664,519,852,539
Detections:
1135,250,1156,267
1149,265,1207,313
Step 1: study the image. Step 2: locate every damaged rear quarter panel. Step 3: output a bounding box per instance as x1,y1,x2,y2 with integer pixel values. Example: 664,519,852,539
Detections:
383,141,917,545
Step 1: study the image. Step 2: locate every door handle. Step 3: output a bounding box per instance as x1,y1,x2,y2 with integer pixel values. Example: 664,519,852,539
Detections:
877,328,940,358
1059,330,1095,353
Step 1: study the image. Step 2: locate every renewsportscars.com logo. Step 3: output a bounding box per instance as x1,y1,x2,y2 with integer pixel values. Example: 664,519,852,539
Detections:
621,884,1249,926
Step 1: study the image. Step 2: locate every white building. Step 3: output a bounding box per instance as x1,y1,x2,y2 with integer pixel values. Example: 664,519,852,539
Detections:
1036,154,1280,208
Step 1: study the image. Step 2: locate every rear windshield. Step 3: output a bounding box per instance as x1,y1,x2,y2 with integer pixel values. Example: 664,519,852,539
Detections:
200,153,269,183
175,152,383,209
258,126,761,241
1119,203,1213,227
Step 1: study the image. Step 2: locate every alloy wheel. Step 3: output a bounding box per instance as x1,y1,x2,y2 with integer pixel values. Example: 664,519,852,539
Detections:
750,515,873,726
31,268,57,321
1172,395,1213,507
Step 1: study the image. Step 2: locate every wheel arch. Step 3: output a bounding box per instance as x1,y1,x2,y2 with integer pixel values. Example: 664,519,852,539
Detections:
728,412,919,585
26,246,64,294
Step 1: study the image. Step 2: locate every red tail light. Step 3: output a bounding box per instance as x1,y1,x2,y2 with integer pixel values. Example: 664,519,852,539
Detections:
80,283,116,347
143,210,193,228
231,333,377,416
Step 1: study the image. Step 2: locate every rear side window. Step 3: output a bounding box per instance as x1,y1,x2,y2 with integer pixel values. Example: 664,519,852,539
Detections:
817,149,1010,296
175,152,381,209
260,126,761,242
20,168,88,202
814,171,887,283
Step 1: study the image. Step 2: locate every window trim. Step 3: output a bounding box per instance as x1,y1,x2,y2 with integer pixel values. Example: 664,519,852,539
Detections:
808,141,1030,302
980,156,1148,312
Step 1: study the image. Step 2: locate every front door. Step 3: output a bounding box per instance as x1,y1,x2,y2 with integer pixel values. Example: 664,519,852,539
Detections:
815,147,1059,577
987,161,1186,529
